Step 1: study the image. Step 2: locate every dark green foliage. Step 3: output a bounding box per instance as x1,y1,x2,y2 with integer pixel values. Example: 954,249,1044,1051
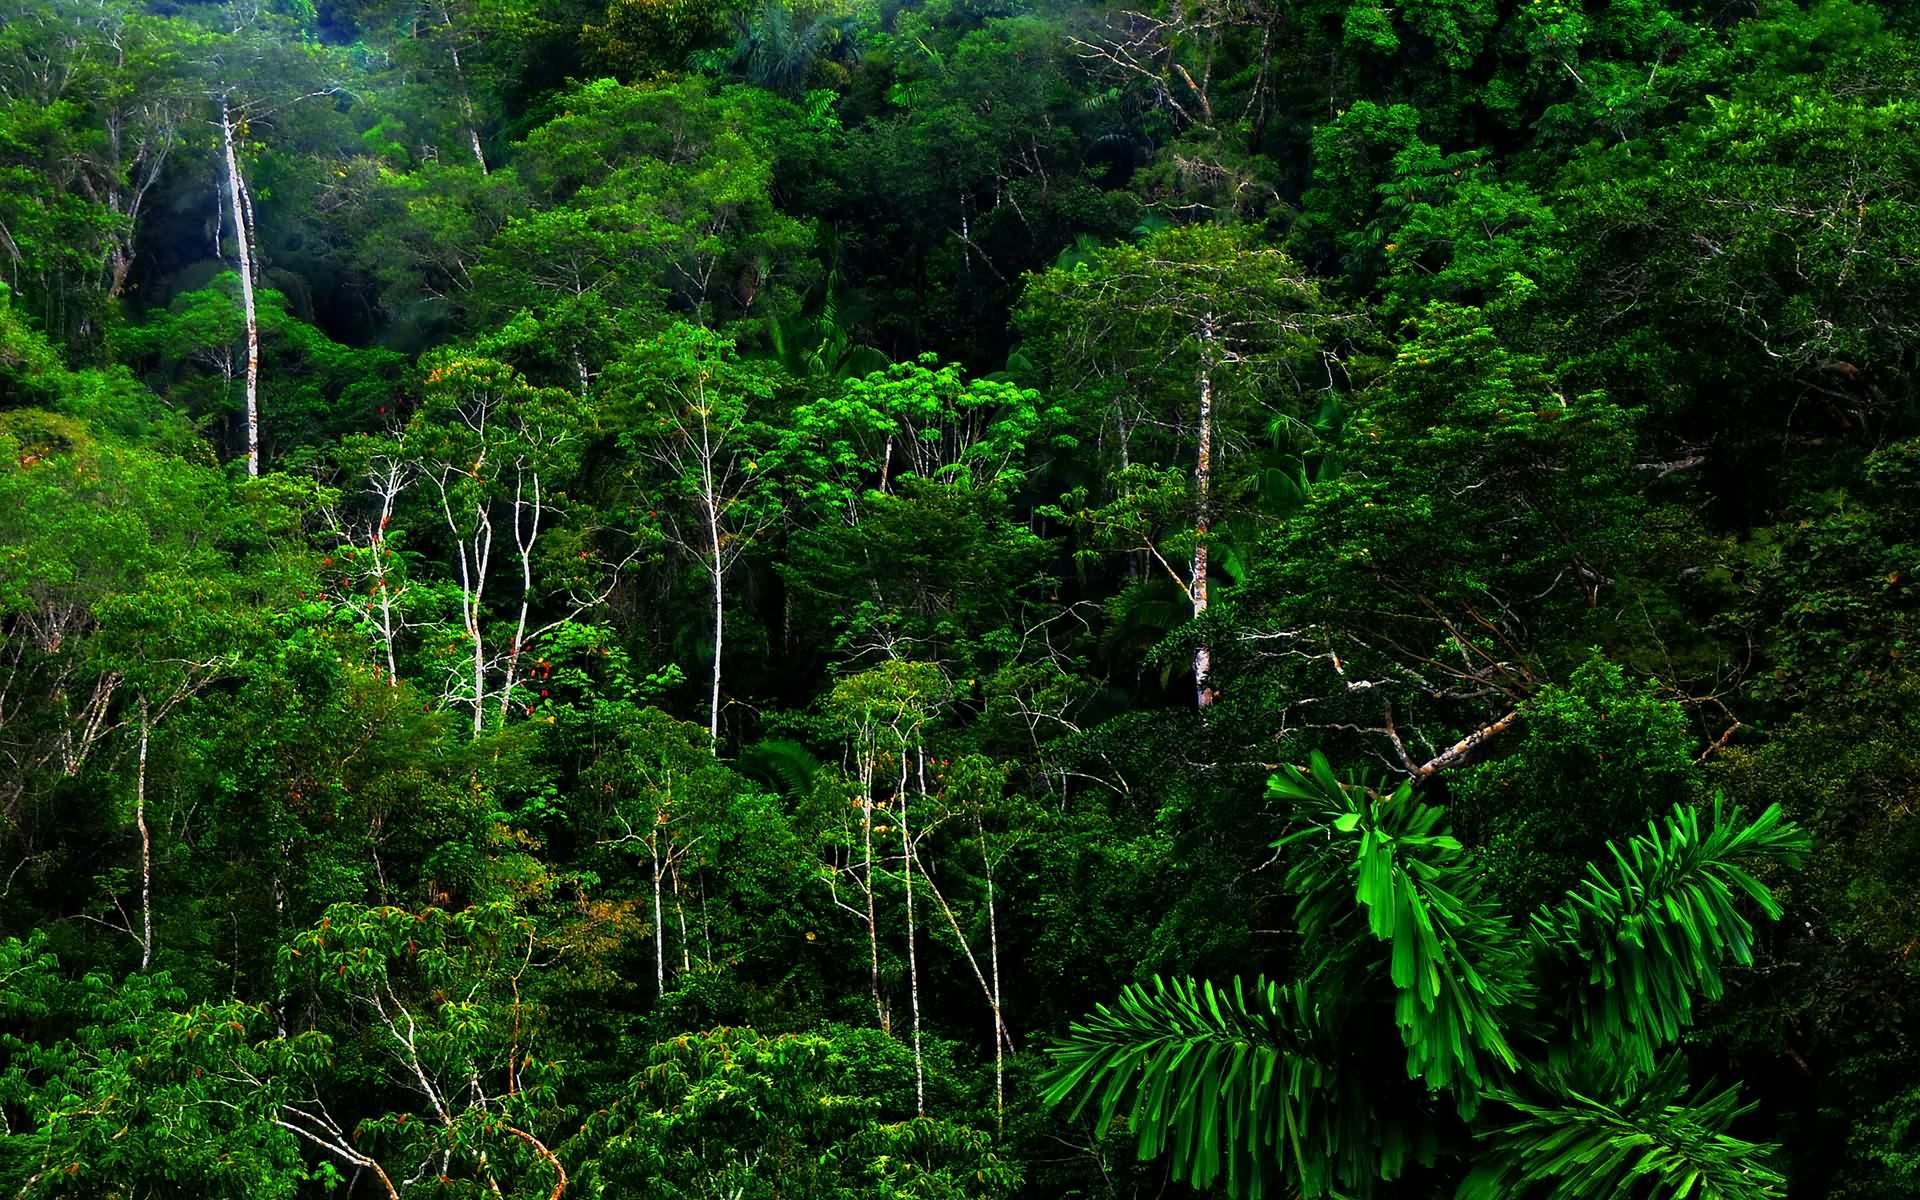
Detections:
2,0,1919,1196
1045,754,1808,1198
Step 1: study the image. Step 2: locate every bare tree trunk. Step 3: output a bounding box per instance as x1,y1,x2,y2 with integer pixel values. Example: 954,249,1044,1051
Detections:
699,410,727,743
670,858,691,973
499,469,540,721
434,2,489,172
981,823,1006,1129
1414,710,1520,780
219,95,262,476
650,823,665,997
863,752,884,1030
370,465,406,684
707,527,724,744
136,696,152,970
901,747,924,1117
910,836,1014,1125
437,485,492,737
469,594,486,735
1191,316,1216,708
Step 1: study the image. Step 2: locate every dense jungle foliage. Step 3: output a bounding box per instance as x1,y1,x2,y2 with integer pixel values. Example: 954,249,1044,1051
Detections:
1,0,1918,1194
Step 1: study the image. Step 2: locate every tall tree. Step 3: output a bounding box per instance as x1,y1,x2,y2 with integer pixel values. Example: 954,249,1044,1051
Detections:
608,325,781,742
1022,224,1336,707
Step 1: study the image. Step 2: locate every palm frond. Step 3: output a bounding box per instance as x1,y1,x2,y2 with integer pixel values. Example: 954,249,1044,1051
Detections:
1461,1055,1786,1200
735,737,823,799
1528,797,1809,1075
1272,753,1528,1104
1042,975,1378,1199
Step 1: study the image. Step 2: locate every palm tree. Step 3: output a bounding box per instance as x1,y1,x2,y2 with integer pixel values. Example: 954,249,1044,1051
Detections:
730,0,861,98
1043,753,1808,1199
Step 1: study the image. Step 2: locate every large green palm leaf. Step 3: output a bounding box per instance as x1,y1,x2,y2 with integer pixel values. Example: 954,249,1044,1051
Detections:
1462,1056,1786,1200
1528,797,1808,1076
1272,754,1528,1102
1042,974,1418,1199
1045,755,1804,1200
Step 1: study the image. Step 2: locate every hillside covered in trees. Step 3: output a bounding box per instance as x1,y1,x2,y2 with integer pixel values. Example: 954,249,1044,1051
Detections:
2,0,1919,1195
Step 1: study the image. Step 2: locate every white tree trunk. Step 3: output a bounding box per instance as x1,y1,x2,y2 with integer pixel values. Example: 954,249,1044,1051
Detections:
499,468,540,721
651,824,666,997
219,95,261,477
1191,315,1215,708
863,750,884,1030
371,470,405,684
136,696,152,970
671,858,691,973
435,2,489,173
981,824,1006,1128
707,520,724,743
900,747,924,1117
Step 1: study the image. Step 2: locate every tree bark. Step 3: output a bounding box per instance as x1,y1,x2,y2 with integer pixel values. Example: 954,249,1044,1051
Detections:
499,469,540,722
1191,315,1216,708
650,822,665,997
434,1,489,173
136,696,152,970
1414,710,1520,780
219,95,261,476
981,823,1006,1129
695,404,725,743
864,757,884,1030
707,515,724,744
900,747,924,1117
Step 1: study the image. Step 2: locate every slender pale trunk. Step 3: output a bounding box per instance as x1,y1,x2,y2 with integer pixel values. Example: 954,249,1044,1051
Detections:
981,823,1006,1128
861,746,884,1030
219,95,261,476
670,858,691,972
1191,315,1216,708
236,163,260,285
436,4,488,172
444,486,492,736
706,522,724,743
499,468,539,721
368,461,406,685
910,832,1014,1126
901,746,924,1117
651,821,665,997
700,875,714,967
469,586,486,734
136,697,152,970
699,413,725,743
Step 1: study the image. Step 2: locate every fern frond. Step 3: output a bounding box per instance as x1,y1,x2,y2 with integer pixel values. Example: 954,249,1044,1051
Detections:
1461,1055,1786,1200
1529,797,1809,1075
